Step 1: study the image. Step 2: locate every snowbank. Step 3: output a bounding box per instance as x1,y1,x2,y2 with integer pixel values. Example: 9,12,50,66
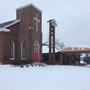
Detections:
0,65,90,90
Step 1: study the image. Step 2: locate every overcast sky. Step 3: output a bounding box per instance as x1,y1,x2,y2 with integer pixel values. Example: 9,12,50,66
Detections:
0,0,90,47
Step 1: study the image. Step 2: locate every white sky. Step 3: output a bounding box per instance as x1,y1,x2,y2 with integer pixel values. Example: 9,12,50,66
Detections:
0,0,90,47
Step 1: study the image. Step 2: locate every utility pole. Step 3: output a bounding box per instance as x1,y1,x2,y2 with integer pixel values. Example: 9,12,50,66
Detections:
47,19,57,64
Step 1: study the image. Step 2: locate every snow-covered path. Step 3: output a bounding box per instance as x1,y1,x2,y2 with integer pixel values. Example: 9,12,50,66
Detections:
0,65,90,90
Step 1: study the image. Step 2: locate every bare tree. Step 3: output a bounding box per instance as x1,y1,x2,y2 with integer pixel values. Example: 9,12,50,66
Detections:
55,39,65,50
42,38,65,50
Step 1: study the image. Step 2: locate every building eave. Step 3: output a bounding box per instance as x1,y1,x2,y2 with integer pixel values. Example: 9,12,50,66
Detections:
0,28,10,32
4,20,21,28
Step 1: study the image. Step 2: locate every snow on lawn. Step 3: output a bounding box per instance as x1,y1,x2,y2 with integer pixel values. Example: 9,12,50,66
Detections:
0,65,90,90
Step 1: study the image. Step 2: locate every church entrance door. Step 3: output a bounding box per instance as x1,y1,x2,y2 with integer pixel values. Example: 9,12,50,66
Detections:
32,40,40,62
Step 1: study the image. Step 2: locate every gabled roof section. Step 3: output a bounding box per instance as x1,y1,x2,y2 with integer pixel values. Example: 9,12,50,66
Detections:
16,3,42,12
0,20,20,28
0,20,15,28
4,20,20,28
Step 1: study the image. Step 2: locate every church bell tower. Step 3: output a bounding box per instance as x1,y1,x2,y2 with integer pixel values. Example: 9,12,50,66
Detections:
16,4,42,62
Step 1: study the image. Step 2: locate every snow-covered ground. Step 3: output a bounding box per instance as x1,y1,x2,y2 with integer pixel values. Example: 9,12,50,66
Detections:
0,65,90,90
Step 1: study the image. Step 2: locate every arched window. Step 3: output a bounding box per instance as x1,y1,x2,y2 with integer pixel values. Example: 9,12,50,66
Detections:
21,41,26,60
10,41,15,60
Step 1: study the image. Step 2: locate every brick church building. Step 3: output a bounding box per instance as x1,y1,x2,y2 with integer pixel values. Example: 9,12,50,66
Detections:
0,4,42,64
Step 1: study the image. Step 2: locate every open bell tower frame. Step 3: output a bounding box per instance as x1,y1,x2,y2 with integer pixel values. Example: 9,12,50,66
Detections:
47,19,57,64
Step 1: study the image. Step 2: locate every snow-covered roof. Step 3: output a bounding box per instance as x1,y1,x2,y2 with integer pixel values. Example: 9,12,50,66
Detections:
16,3,42,12
0,20,15,28
0,28,10,32
60,47,90,53
4,20,20,28
0,20,20,28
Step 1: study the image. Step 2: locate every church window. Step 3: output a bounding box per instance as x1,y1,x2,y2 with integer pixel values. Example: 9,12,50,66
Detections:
21,41,26,60
10,41,15,60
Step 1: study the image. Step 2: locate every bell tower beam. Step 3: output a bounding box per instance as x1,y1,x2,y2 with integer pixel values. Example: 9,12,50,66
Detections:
47,19,57,64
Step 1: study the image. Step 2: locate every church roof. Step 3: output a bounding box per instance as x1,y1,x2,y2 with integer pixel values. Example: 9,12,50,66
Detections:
0,20,20,28
0,20,15,28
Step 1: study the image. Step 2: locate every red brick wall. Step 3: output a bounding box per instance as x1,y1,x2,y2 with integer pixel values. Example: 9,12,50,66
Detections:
16,5,42,63
0,5,42,64
2,23,19,64
0,33,3,63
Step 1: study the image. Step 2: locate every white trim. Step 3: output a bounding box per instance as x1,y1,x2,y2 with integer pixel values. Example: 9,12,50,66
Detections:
4,20,21,28
16,3,42,12
21,41,26,60
0,28,10,32
10,41,15,60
